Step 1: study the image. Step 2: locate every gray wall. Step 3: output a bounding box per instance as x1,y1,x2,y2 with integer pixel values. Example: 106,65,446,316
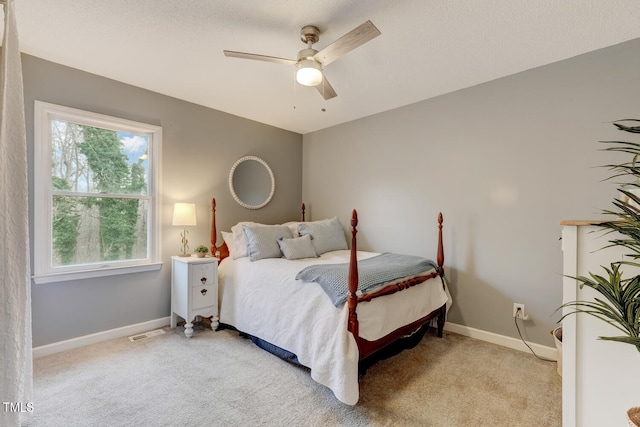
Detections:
23,55,303,347
302,38,640,346
24,37,640,349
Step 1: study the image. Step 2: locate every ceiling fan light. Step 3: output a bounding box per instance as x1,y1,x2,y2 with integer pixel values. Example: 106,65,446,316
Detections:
296,59,323,86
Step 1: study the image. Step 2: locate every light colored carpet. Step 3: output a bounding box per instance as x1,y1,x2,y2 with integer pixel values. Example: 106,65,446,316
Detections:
27,325,561,426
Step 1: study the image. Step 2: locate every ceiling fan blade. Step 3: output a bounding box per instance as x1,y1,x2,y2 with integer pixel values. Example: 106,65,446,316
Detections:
313,20,381,66
315,76,337,100
223,50,296,65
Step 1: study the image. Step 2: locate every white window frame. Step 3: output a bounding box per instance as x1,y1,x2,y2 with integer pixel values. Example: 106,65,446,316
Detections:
33,101,162,284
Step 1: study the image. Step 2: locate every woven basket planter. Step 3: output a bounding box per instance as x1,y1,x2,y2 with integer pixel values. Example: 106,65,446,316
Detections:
628,407,640,426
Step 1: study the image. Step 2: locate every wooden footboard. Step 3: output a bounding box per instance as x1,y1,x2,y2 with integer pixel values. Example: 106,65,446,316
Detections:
347,210,446,361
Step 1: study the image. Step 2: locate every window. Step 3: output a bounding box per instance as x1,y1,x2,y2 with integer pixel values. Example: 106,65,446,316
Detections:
33,101,162,283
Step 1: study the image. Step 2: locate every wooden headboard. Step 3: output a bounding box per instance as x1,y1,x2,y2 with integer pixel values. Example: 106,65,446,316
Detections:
210,198,306,261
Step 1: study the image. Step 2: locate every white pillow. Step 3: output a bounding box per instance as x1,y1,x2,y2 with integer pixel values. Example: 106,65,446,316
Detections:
242,224,293,261
297,217,348,255
277,234,318,260
281,221,301,237
221,231,234,254
230,221,259,259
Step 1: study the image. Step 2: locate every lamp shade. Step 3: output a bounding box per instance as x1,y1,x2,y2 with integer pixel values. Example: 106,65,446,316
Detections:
296,59,323,86
172,203,196,226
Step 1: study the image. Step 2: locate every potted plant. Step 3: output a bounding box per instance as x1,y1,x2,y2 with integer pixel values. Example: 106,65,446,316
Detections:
194,245,209,258
559,120,640,425
560,120,640,352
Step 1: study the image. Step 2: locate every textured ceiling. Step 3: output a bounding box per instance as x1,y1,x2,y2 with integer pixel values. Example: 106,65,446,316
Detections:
10,0,640,134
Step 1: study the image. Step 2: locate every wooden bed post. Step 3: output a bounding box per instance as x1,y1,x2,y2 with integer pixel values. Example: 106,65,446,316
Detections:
437,212,444,276
347,210,359,341
301,203,305,222
210,198,218,256
437,212,446,337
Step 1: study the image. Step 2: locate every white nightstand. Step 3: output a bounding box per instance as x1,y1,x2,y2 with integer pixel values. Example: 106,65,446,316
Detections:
170,255,219,338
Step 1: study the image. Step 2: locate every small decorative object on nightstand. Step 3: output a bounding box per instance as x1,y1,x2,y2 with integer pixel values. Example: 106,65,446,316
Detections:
170,255,219,338
194,245,209,258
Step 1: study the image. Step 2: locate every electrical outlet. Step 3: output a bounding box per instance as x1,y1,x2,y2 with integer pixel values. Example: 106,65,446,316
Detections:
513,303,528,319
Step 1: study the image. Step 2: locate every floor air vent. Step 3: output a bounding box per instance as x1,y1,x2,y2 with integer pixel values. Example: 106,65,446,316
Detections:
128,329,165,342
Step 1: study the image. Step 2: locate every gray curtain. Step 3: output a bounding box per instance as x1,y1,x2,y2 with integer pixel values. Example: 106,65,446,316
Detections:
0,0,33,425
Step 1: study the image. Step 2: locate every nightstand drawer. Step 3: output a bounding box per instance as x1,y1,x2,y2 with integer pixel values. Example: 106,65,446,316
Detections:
192,285,216,309
191,263,216,287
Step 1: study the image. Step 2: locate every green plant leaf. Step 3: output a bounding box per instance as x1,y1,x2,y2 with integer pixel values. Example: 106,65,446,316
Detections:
560,262,640,351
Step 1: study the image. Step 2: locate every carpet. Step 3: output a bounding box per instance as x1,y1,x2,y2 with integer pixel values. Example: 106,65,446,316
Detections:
26,325,561,426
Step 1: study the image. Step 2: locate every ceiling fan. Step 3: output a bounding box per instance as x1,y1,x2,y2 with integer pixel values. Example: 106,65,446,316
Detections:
223,20,381,100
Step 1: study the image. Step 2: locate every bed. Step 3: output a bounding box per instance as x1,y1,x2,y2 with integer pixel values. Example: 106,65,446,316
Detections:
210,198,450,405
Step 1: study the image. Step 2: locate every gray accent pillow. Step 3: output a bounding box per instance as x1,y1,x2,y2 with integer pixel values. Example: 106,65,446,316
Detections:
277,234,318,260
297,217,348,255
242,224,293,261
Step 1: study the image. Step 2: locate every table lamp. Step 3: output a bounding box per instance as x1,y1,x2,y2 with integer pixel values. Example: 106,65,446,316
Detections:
172,202,196,256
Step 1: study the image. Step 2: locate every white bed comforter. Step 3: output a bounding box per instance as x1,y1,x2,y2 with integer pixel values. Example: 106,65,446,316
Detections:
218,250,450,405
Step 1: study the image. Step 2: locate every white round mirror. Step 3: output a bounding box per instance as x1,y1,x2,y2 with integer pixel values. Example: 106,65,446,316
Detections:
228,156,275,209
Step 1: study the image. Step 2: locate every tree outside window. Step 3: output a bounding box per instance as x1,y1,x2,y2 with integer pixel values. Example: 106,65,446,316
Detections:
34,102,161,283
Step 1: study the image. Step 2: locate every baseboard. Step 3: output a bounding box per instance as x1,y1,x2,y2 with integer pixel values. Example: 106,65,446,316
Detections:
33,317,171,359
444,322,558,361
33,317,557,361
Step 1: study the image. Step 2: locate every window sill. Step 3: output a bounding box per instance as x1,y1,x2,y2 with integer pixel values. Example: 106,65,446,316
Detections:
32,262,163,284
